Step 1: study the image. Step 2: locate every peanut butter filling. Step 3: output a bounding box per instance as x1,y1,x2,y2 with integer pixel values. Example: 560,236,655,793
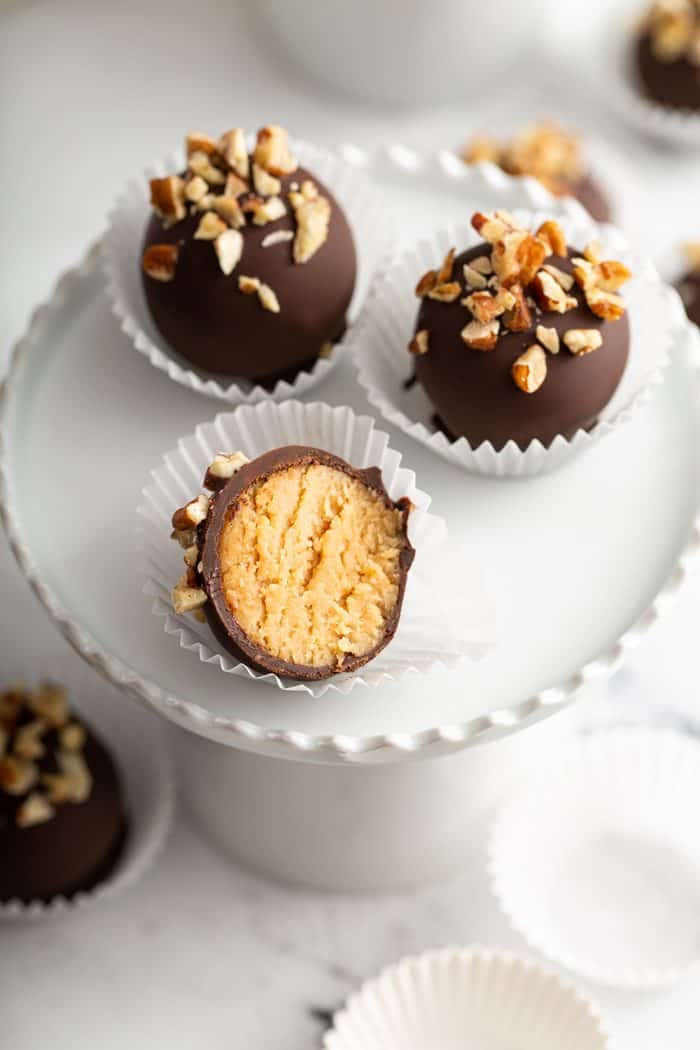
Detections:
218,463,406,668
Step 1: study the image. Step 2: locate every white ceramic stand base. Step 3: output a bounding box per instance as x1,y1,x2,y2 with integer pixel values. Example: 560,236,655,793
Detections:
169,705,578,892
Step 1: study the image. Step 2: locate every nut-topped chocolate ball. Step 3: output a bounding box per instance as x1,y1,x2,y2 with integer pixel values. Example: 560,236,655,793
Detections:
0,685,126,903
169,447,414,680
411,211,632,451
678,242,700,325
461,123,612,224
141,124,357,383
636,1,700,110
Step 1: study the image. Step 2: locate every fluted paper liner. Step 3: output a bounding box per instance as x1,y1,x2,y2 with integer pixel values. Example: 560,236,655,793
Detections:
324,947,610,1050
490,726,700,988
102,138,394,403
353,208,683,476
0,689,174,921
137,401,496,698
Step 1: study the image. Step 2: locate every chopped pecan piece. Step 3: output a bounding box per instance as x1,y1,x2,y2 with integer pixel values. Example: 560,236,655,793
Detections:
461,319,499,351
142,244,179,282
186,131,218,157
253,125,297,175
536,219,567,257
172,494,210,531
563,328,604,355
204,452,250,491
258,283,280,313
16,791,54,828
243,195,287,226
415,269,438,297
542,263,575,291
185,175,209,203
536,324,560,354
288,189,331,263
408,330,429,355
211,195,245,229
214,229,243,275
512,345,547,393
194,211,228,240
150,175,186,225
218,129,249,179
531,269,578,313
224,172,249,199
189,150,226,185
172,574,208,615
462,263,488,290
586,288,625,321
427,282,461,303
252,163,282,196
502,284,532,332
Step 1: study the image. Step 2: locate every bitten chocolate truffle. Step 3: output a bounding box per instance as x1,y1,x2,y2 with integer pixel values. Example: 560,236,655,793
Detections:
170,447,414,680
461,123,612,224
0,685,126,903
636,1,700,110
678,242,700,325
411,211,632,451
141,124,356,383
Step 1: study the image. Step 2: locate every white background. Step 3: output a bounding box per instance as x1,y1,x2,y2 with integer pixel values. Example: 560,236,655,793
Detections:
2,2,700,1047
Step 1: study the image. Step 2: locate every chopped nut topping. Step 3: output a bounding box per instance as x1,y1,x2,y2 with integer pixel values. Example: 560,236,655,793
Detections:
57,751,92,803
172,494,210,531
536,220,568,258
409,330,430,355
461,319,500,351
502,284,532,332
642,1,700,63
586,288,626,322
60,722,87,752
194,211,228,241
572,250,631,319
493,230,549,288
13,720,46,760
0,755,38,795
171,527,196,549
258,283,280,313
416,269,438,297
142,244,179,282
428,281,461,303
150,175,186,225
471,255,493,275
261,229,294,248
531,269,578,313
28,684,69,728
542,263,575,292
224,172,249,199
584,240,602,264
464,287,515,323
218,128,249,179
254,125,298,175
563,328,604,355
512,345,547,393
16,791,54,828
462,123,584,186
436,247,456,284
210,195,245,229
462,263,488,291
238,275,261,295
536,324,560,354
183,544,199,568
186,131,219,157
204,451,250,491
288,186,331,263
172,574,208,615
252,163,282,196
185,175,210,203
214,229,244,276
188,150,226,185
243,195,287,226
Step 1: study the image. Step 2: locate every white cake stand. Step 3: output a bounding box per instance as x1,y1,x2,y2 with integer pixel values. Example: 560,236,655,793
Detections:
2,158,699,890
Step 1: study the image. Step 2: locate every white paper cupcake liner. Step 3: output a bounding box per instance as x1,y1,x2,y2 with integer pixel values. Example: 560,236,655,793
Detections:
324,947,611,1050
353,208,684,477
102,137,394,404
137,400,496,698
0,685,175,921
594,2,700,151
489,726,700,989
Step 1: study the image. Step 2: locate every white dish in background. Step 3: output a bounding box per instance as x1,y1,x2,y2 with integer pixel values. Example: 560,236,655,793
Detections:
139,401,494,697
2,156,700,764
102,139,393,405
324,947,610,1050
490,727,700,988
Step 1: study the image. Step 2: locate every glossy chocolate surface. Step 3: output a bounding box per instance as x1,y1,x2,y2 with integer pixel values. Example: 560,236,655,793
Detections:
415,243,630,451
142,168,356,381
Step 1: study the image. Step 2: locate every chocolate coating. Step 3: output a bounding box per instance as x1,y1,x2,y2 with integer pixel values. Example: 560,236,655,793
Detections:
637,32,700,110
141,168,356,381
678,270,700,325
415,244,630,451
197,446,414,680
0,726,126,904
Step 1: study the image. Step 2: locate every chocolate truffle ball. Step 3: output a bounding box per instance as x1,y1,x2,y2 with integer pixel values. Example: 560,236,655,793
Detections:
462,123,612,224
678,245,700,325
0,685,126,903
411,212,632,451
141,125,356,383
636,2,700,111
170,447,414,680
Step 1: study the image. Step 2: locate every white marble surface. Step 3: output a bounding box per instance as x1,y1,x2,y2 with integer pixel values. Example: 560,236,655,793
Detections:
2,1,700,1046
